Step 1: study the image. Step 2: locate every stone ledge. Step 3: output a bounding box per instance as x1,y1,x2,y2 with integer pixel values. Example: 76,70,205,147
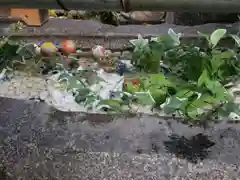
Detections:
0,19,238,50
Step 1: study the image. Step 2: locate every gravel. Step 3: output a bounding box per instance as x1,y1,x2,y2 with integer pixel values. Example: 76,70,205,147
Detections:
0,72,48,100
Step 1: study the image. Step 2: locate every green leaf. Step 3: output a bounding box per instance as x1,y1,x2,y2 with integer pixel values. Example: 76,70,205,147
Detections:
134,91,156,106
143,73,172,88
16,43,36,59
230,34,240,47
67,77,85,91
192,94,217,109
205,80,225,94
210,29,226,48
185,93,218,119
100,99,122,110
149,87,167,105
84,93,99,109
204,79,231,102
74,88,90,103
211,51,234,75
223,103,240,121
198,69,209,87
168,28,181,46
58,72,71,80
130,35,149,47
131,43,152,71
218,102,238,118
175,89,194,99
186,105,204,119
0,40,20,70
163,97,184,114
197,31,210,42
157,35,177,50
229,112,240,121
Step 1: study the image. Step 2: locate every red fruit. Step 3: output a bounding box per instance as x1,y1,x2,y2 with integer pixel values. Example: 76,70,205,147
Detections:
61,40,76,55
131,79,140,87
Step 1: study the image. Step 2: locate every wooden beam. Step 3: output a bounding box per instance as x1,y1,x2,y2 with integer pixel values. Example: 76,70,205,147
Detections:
123,0,240,12
0,0,240,12
0,8,49,26
11,9,49,26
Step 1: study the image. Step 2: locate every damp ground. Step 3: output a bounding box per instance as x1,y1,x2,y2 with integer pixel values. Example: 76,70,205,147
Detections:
0,97,240,179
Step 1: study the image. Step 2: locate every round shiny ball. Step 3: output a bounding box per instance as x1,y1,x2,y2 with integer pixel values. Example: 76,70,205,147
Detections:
92,45,106,58
60,40,76,55
40,42,58,56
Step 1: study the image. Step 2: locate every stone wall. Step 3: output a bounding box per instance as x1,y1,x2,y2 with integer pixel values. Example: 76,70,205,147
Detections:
166,12,239,25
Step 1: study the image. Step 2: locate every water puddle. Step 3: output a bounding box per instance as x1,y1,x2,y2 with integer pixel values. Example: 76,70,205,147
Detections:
164,134,215,163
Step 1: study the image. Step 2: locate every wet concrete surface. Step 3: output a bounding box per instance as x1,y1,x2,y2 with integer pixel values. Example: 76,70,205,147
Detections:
0,97,240,179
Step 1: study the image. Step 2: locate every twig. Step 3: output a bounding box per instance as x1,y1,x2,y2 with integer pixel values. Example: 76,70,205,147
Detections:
69,51,121,58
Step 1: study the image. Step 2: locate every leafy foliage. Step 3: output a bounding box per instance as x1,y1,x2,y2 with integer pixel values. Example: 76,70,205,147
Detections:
0,39,19,70
129,28,240,122
1,28,240,123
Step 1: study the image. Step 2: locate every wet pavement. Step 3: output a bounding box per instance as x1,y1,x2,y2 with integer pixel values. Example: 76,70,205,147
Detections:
0,97,240,179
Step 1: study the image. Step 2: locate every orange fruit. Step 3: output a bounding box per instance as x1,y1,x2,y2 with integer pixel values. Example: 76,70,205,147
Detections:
61,40,76,55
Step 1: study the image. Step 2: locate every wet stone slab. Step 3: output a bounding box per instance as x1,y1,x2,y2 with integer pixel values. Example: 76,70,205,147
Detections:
0,97,240,179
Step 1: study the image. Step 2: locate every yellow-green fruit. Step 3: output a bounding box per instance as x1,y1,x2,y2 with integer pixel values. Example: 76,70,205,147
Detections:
40,42,58,56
